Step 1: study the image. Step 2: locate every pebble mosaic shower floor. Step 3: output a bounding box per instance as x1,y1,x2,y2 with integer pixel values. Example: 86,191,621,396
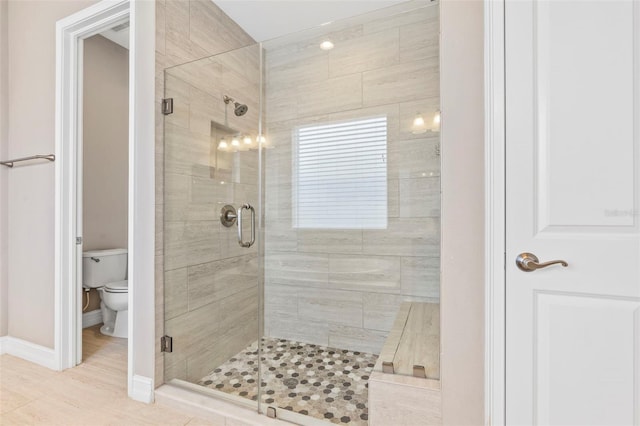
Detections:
198,337,378,425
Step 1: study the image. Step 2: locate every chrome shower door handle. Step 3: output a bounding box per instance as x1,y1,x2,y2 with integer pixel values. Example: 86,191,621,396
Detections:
516,252,568,272
237,203,255,248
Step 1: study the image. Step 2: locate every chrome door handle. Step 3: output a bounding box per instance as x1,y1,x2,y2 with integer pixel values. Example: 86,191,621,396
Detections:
237,203,255,248
516,252,568,272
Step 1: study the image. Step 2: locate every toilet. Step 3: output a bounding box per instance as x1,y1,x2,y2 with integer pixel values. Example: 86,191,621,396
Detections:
82,248,128,338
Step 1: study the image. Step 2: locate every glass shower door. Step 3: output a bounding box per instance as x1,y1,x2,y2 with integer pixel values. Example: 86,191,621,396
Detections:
259,1,441,424
162,44,264,410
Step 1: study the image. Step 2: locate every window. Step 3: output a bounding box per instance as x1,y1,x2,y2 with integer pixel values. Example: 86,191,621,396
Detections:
293,116,388,229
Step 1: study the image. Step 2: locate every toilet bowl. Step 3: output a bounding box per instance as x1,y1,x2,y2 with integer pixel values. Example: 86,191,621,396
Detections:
98,280,128,338
82,249,128,338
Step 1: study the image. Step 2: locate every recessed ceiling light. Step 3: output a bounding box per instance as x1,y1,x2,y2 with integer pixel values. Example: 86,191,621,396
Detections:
320,40,334,51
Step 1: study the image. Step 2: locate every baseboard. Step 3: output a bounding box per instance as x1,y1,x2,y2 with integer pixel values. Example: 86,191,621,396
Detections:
1,336,57,370
130,374,155,403
82,309,103,328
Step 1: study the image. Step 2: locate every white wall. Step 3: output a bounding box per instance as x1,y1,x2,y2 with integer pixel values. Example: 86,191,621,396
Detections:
0,0,8,337
7,0,97,348
440,0,485,424
83,34,129,253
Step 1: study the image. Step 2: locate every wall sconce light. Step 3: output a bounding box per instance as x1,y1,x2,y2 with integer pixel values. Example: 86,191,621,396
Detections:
432,110,441,133
411,113,427,134
258,135,272,149
216,133,266,152
231,136,241,151
411,110,441,134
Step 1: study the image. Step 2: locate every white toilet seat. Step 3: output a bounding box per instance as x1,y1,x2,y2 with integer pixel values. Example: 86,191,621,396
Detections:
104,280,128,293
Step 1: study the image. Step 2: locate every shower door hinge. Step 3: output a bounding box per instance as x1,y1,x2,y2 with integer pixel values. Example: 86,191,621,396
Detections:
160,335,173,353
161,98,173,115
266,407,277,419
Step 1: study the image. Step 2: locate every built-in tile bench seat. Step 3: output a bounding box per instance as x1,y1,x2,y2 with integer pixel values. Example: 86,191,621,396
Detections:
368,302,441,425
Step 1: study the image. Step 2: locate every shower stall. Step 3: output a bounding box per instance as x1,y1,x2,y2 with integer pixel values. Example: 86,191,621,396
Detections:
162,1,441,424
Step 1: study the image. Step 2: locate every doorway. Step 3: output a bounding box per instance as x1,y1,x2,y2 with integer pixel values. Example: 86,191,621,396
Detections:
79,26,130,363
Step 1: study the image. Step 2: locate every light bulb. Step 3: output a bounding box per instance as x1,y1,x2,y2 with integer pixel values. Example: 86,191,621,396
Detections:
432,111,441,132
243,136,252,146
411,113,427,134
231,137,240,151
320,40,334,51
217,138,228,151
257,135,271,149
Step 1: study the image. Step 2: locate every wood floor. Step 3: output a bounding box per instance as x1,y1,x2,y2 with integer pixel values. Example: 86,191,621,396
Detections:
0,326,216,425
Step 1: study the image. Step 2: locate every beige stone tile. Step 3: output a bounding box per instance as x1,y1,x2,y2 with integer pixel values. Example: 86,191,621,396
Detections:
363,293,434,332
188,0,229,57
164,220,221,271
166,57,222,100
164,172,190,221
329,28,400,77
264,219,297,251
328,324,387,354
362,218,440,257
399,17,439,63
264,191,293,221
156,0,166,54
363,293,403,333
388,179,400,218
298,288,363,328
264,284,298,318
296,229,363,254
368,373,441,425
266,47,329,88
265,312,329,346
328,254,401,293
399,176,441,218
164,73,191,129
264,252,329,287
388,137,440,180
363,58,439,107
164,358,188,382
164,123,214,178
401,256,440,298
186,316,258,382
187,254,258,311
164,300,220,366
265,83,299,123
189,86,224,136
165,267,188,320
363,2,438,35
296,73,363,118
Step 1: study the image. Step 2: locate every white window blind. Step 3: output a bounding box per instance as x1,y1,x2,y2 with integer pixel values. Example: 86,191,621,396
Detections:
293,116,388,229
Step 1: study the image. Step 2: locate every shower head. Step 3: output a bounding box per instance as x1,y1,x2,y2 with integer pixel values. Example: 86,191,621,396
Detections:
223,95,249,117
234,103,248,116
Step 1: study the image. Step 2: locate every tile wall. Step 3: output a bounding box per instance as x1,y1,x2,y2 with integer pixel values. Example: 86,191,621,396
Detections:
263,2,440,354
155,0,256,385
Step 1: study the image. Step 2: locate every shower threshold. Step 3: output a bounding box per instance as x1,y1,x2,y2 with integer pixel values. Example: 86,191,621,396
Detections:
198,337,378,425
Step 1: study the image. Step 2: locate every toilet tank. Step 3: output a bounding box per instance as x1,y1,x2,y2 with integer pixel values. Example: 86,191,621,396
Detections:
82,248,128,288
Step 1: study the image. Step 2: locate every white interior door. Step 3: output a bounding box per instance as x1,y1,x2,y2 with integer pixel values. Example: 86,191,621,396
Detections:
505,0,640,424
